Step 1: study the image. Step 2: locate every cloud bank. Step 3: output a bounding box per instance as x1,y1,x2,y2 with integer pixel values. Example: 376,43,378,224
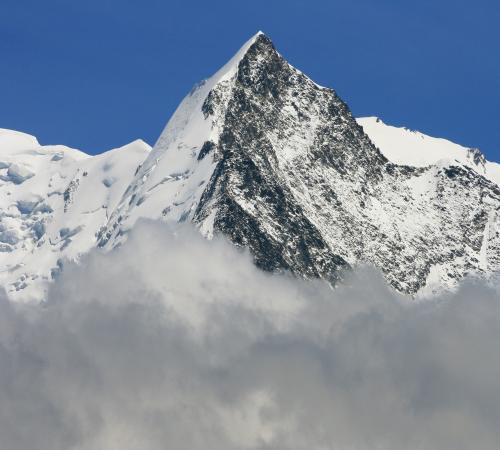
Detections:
1,221,499,450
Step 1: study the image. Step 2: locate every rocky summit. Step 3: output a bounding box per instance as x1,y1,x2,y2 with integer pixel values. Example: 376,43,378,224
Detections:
1,32,499,300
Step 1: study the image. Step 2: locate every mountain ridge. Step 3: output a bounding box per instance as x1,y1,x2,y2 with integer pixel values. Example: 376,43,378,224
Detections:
357,116,500,185
1,32,499,300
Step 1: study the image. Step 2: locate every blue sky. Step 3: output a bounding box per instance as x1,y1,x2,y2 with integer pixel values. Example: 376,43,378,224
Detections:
1,0,499,160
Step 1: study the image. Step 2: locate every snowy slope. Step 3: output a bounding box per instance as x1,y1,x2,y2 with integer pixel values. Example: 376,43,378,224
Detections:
357,117,500,186
0,130,150,300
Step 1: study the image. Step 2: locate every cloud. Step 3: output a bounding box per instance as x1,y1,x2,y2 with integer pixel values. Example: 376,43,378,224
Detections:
1,220,499,450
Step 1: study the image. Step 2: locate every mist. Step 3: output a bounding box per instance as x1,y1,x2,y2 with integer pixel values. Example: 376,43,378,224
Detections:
1,221,499,450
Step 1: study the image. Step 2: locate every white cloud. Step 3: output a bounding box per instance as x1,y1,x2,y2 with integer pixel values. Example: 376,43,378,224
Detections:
1,220,499,450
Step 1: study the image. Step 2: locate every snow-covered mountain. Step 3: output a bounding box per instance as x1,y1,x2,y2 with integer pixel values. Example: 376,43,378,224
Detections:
1,32,499,300
0,128,150,300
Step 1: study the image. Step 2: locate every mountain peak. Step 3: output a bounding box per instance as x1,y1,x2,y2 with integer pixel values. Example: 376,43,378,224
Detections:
97,35,500,298
206,31,274,86
245,30,270,48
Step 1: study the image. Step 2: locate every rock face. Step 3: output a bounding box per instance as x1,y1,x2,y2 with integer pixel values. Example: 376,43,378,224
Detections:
99,32,500,296
1,32,499,299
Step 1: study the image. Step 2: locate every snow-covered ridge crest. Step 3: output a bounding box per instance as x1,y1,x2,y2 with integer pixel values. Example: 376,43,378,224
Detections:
0,128,40,151
357,116,500,186
151,31,265,161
